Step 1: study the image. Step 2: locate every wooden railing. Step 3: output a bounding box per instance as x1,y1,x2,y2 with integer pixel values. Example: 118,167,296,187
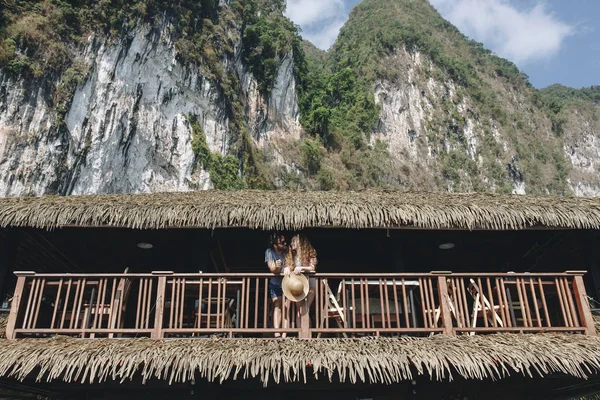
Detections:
5,271,596,339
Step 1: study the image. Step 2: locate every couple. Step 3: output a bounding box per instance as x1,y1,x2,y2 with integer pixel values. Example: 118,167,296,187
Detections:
265,232,317,337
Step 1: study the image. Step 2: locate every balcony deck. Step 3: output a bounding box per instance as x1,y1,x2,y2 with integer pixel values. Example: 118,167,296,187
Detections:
5,271,596,339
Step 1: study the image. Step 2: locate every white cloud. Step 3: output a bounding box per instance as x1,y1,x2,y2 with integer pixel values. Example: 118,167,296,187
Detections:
300,19,346,50
429,0,573,65
285,0,345,27
286,0,347,50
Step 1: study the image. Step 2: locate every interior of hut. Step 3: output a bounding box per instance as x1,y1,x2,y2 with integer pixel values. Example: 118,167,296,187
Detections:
1,226,596,272
1,226,598,299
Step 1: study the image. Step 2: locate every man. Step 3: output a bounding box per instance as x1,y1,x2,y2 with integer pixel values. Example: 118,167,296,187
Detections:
265,232,287,338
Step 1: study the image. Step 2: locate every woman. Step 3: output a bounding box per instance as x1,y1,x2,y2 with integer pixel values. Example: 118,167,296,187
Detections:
283,233,318,328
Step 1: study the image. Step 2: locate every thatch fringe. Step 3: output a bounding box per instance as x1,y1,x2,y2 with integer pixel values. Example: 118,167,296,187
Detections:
0,334,599,386
0,312,7,339
593,311,600,331
0,191,599,231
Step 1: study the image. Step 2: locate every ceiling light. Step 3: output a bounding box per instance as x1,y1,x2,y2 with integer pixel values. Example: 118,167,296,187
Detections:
137,242,153,250
438,243,455,250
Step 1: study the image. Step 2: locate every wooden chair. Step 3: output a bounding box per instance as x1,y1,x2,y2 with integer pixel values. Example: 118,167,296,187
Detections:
196,298,235,329
107,268,132,338
502,281,546,328
61,268,132,338
369,299,400,328
319,282,349,338
371,313,399,329
468,279,502,334
428,279,460,336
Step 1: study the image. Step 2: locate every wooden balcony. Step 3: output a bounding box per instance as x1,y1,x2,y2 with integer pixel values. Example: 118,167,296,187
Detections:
5,271,596,339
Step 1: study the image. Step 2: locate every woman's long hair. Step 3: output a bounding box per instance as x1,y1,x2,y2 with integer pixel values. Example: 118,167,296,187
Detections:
285,234,317,269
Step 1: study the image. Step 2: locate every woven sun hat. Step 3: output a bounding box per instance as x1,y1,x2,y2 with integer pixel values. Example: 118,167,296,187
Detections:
282,273,310,302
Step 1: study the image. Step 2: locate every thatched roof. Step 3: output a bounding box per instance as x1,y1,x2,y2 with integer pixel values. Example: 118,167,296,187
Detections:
0,334,599,386
0,190,599,231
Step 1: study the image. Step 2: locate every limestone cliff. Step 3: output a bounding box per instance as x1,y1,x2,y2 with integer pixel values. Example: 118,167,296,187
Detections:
0,20,300,196
297,0,600,196
0,0,301,196
0,0,598,197
370,47,600,196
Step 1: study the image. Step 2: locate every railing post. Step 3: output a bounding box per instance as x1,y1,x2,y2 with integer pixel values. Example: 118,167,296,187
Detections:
6,271,34,340
152,271,172,339
299,299,311,339
568,271,597,336
434,273,455,336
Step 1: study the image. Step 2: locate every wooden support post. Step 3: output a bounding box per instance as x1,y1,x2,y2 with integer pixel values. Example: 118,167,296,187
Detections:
436,274,455,336
0,229,20,305
299,299,311,339
582,231,600,302
570,272,597,336
6,272,34,340
152,271,171,339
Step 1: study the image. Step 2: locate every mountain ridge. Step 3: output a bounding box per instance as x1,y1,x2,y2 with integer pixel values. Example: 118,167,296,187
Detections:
0,0,598,196
292,0,599,194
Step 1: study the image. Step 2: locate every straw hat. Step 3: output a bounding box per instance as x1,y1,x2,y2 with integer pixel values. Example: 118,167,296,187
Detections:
282,274,309,302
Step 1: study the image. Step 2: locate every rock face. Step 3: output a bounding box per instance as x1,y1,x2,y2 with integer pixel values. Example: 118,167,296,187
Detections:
371,48,600,196
563,109,600,197
0,22,301,197
0,74,60,196
0,13,598,197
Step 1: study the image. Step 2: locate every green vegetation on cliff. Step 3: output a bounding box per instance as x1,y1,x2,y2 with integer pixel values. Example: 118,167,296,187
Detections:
330,0,530,97
0,0,220,77
538,85,600,134
241,0,303,94
190,115,245,190
293,0,579,194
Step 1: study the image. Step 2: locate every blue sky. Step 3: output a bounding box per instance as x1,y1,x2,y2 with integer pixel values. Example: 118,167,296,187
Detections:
285,0,599,89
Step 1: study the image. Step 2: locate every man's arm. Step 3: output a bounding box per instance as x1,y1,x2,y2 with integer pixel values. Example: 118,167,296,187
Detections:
267,259,281,274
